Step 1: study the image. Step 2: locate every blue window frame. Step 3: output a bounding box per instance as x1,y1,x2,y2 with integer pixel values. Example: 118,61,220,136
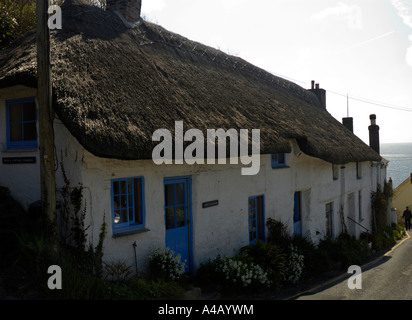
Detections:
271,153,286,168
6,97,38,149
325,202,333,238
248,195,265,244
111,176,145,233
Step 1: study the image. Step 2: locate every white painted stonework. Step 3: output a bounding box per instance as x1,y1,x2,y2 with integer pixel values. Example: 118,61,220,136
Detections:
54,126,387,273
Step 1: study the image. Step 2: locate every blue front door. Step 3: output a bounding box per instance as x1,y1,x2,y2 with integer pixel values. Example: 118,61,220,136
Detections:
164,177,192,273
294,192,302,236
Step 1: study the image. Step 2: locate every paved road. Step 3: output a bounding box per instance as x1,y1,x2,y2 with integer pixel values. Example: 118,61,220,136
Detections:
295,231,412,300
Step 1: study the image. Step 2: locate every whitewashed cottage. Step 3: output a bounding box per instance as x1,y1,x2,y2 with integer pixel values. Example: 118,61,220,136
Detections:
0,0,387,273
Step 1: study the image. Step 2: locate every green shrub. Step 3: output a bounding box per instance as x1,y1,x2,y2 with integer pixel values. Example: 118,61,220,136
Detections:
318,233,368,269
197,253,273,293
148,247,186,281
240,240,286,289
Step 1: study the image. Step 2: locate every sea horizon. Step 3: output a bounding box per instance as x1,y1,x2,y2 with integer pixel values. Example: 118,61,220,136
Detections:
381,142,412,189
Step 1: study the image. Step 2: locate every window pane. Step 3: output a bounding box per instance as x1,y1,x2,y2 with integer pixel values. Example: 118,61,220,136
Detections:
176,206,185,227
120,180,126,194
134,178,142,224
175,183,185,205
129,208,134,221
9,104,22,122
23,123,37,141
166,207,175,229
165,184,174,206
121,209,128,223
23,102,36,121
114,196,120,209
128,178,133,194
121,195,127,208
10,123,22,141
249,198,255,210
114,211,120,224
113,181,119,195
279,153,285,164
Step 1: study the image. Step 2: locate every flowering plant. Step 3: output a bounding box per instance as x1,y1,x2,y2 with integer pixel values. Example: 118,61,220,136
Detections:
216,257,272,289
283,244,304,284
148,247,186,281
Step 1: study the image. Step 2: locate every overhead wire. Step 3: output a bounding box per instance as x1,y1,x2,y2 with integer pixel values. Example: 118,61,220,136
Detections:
267,71,412,113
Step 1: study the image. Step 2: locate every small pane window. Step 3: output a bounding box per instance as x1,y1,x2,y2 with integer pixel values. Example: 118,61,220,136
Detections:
271,153,286,168
6,97,37,149
111,177,145,232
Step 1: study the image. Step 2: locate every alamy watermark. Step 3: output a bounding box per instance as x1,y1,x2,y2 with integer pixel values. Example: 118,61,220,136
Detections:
347,265,362,290
152,121,261,176
47,5,62,30
47,265,62,290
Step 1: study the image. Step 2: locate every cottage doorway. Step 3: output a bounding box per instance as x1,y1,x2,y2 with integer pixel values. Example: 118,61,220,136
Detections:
164,176,192,273
294,192,302,236
248,195,265,244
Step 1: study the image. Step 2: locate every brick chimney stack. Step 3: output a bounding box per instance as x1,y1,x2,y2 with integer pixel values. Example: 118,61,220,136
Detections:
309,80,326,109
106,0,142,28
342,117,354,133
368,114,380,154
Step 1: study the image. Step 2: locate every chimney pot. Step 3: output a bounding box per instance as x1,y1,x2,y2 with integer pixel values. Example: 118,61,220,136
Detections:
316,83,320,89
311,80,315,89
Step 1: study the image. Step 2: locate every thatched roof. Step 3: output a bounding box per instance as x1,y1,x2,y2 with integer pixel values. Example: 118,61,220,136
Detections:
0,0,381,164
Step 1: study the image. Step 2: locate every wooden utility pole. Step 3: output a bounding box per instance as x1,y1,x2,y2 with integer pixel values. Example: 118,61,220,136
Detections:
36,0,57,233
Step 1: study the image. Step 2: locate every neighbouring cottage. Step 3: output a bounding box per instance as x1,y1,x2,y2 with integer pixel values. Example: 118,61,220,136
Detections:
392,174,412,222
0,0,387,274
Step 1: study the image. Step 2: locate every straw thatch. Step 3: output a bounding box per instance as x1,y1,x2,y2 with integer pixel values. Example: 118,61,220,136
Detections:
0,0,381,164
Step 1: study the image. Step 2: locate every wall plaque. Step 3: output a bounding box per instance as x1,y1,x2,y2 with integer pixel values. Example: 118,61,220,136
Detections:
2,157,36,164
202,200,219,209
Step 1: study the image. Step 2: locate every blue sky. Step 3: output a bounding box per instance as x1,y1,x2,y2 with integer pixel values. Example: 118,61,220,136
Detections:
141,0,412,144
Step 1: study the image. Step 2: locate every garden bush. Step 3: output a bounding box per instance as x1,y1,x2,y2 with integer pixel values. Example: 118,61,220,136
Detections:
197,254,272,293
239,240,286,289
148,247,186,281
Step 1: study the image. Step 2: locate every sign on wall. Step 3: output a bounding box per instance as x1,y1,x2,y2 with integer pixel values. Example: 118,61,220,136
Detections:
2,157,36,164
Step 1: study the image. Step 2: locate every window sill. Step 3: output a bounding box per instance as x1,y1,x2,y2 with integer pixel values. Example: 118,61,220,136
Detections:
271,165,289,170
2,148,38,153
112,227,150,238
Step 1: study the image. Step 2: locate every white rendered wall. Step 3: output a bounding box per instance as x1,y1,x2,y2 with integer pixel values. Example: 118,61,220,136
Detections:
74,139,383,273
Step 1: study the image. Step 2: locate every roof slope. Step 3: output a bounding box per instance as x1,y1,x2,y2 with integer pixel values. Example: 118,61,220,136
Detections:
0,0,381,164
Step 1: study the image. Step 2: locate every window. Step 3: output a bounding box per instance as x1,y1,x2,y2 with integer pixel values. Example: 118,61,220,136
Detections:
111,177,145,233
358,190,363,222
325,202,334,238
6,97,37,149
271,153,286,168
356,162,362,179
332,164,339,180
248,195,265,244
294,192,302,236
164,179,189,230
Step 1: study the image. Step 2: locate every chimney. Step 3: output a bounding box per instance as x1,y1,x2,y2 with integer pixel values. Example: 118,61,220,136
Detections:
342,117,353,133
106,0,142,28
368,114,380,154
309,80,326,109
